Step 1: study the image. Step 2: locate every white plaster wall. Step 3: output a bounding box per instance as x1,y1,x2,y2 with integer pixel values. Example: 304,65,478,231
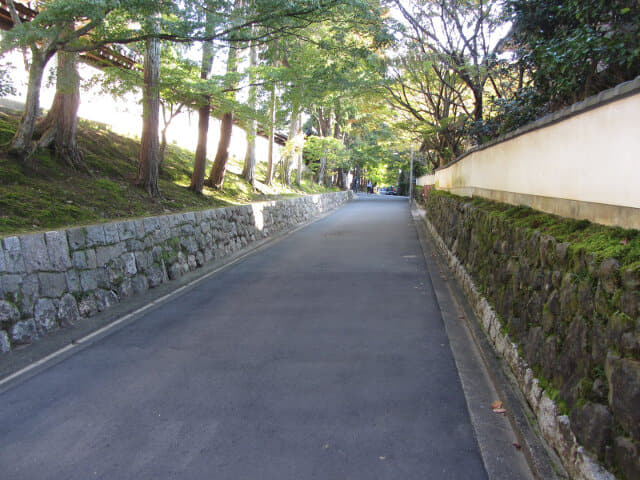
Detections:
416,174,434,187
429,93,640,209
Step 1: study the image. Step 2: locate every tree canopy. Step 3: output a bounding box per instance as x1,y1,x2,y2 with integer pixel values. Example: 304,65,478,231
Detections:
1,0,638,193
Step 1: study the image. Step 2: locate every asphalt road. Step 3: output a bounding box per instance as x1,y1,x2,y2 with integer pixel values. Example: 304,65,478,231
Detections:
0,194,488,479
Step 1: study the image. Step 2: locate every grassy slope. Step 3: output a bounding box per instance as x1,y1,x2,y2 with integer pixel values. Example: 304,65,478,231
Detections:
0,109,335,236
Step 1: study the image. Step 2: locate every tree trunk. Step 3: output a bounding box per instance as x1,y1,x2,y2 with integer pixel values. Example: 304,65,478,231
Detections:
336,167,344,189
8,49,51,158
284,103,299,186
33,51,85,170
189,13,215,193
317,147,327,185
135,25,161,197
473,87,483,121
265,81,277,185
316,106,332,137
294,112,303,186
189,103,211,192
207,43,239,189
242,40,258,186
207,112,233,189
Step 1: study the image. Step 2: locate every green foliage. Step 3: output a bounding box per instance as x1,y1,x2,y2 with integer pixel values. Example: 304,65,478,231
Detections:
303,136,348,173
469,88,547,142
505,0,640,110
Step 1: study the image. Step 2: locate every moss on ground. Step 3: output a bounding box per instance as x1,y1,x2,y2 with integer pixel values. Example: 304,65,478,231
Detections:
0,109,336,236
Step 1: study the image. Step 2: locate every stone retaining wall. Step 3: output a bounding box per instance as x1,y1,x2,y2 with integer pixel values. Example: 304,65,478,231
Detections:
0,192,352,354
420,193,639,480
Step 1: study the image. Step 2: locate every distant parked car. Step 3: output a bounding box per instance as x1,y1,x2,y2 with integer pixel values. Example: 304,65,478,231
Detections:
378,187,388,195
386,186,397,195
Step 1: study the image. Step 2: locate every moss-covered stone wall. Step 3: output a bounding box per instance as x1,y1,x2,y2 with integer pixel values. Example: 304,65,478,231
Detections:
421,191,639,479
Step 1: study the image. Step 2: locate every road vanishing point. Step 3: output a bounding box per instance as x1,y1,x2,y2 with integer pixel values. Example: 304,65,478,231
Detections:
0,195,537,479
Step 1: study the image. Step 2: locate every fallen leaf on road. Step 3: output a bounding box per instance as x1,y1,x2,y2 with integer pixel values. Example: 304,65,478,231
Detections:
492,400,507,414
513,443,522,450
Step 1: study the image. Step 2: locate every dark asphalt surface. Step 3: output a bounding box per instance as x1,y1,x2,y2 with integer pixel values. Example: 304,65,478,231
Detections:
0,195,487,479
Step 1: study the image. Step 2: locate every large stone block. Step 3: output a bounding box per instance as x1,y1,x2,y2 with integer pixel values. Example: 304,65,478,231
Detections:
85,225,107,247
66,270,81,294
95,245,118,266
20,233,51,273
72,250,88,269
0,330,10,353
157,217,171,241
613,437,640,480
599,258,620,295
132,275,149,295
143,217,160,235
95,267,109,289
103,223,120,244
570,402,613,459
0,300,20,329
38,272,68,298
34,298,57,333
106,258,124,285
606,357,640,443
86,249,97,269
133,219,146,239
118,220,137,241
11,318,37,345
20,274,39,311
181,223,195,235
619,290,638,319
66,227,86,250
0,243,5,273
80,269,98,291
57,294,80,327
134,250,151,271
181,237,199,255
122,252,137,276
45,230,72,270
151,246,164,263
125,239,144,252
168,262,184,280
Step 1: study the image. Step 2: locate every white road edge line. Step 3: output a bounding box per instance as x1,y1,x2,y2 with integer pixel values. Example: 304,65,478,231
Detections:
0,204,340,389
0,241,256,389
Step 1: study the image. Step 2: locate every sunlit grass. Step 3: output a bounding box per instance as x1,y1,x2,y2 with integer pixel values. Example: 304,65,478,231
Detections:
0,109,338,236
